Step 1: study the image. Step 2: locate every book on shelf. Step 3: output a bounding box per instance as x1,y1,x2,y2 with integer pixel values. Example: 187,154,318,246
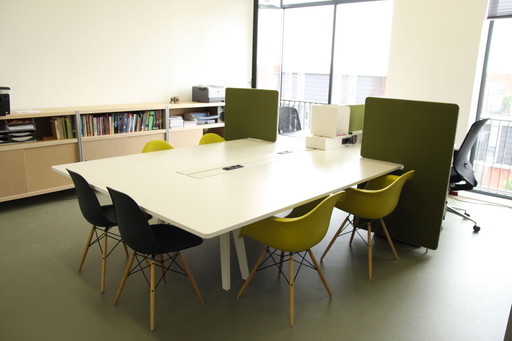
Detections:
80,110,163,137
50,116,74,139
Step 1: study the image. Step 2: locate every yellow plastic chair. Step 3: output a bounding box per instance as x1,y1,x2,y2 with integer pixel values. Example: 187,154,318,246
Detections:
236,191,345,326
141,140,174,153
199,133,225,145
321,170,415,279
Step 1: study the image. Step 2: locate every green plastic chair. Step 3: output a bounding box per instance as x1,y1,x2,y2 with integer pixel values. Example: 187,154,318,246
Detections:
199,133,226,145
236,191,345,326
321,170,415,279
141,140,174,153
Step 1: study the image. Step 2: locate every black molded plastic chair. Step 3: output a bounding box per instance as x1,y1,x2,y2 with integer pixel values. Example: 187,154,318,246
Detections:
278,106,302,134
107,187,204,331
67,169,131,293
447,118,489,232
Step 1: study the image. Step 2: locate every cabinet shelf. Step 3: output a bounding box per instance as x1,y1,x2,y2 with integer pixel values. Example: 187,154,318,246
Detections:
82,129,166,141
0,101,225,202
0,137,78,151
169,122,224,132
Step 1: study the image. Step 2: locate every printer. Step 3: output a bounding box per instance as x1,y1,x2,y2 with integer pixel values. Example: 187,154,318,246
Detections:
192,85,225,103
0,87,10,116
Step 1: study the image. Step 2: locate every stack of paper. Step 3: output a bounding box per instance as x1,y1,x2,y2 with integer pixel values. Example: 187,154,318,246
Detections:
169,116,184,128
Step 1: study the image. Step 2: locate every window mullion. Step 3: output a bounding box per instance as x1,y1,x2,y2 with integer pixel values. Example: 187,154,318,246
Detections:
327,5,337,104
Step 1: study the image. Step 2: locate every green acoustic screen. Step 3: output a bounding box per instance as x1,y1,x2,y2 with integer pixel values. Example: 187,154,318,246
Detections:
361,97,459,250
348,104,365,132
224,88,279,142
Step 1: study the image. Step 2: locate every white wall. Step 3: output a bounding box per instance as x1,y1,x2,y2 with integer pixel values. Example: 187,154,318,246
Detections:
0,0,253,109
386,0,489,145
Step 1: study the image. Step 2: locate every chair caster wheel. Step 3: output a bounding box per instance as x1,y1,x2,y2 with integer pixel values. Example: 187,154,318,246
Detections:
473,225,481,232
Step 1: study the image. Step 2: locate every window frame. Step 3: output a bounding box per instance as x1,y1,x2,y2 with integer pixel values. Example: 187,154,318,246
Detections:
252,0,392,103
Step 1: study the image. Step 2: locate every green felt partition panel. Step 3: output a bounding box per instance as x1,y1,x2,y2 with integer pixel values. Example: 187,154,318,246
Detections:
361,97,459,250
348,104,365,132
224,88,279,142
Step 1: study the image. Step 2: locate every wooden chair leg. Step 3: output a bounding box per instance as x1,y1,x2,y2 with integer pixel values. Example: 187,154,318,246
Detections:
122,242,129,257
78,225,96,272
321,215,350,260
367,222,373,279
236,247,268,299
289,253,295,326
150,257,156,331
308,249,332,296
101,230,108,293
177,252,204,304
114,252,136,305
379,219,398,260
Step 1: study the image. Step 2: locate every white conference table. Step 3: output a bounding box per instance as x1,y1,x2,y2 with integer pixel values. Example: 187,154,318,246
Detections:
52,137,402,290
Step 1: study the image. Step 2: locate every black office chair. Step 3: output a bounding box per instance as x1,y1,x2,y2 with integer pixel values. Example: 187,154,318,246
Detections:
107,187,204,331
67,169,130,293
278,106,302,134
447,118,489,232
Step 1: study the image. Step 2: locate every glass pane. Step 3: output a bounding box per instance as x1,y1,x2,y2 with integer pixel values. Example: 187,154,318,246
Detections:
482,19,512,119
331,1,393,105
281,6,334,103
256,8,283,91
475,19,512,197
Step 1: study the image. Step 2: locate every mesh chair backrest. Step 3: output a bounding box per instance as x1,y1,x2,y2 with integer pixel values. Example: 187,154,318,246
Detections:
278,106,302,134
67,169,115,227
452,118,489,187
107,187,165,255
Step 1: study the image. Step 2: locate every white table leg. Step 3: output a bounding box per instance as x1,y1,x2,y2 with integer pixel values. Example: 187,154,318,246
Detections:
232,230,249,279
220,233,231,291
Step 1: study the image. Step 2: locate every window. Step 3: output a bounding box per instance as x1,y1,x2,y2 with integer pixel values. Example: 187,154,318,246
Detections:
255,7,283,92
331,1,392,104
474,17,512,197
281,6,334,103
255,0,393,108
481,19,512,119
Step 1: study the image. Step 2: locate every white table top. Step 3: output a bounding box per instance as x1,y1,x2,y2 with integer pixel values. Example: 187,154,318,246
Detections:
52,137,402,238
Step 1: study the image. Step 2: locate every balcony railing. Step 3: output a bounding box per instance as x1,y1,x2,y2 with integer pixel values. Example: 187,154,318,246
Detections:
473,117,512,198
280,100,512,199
